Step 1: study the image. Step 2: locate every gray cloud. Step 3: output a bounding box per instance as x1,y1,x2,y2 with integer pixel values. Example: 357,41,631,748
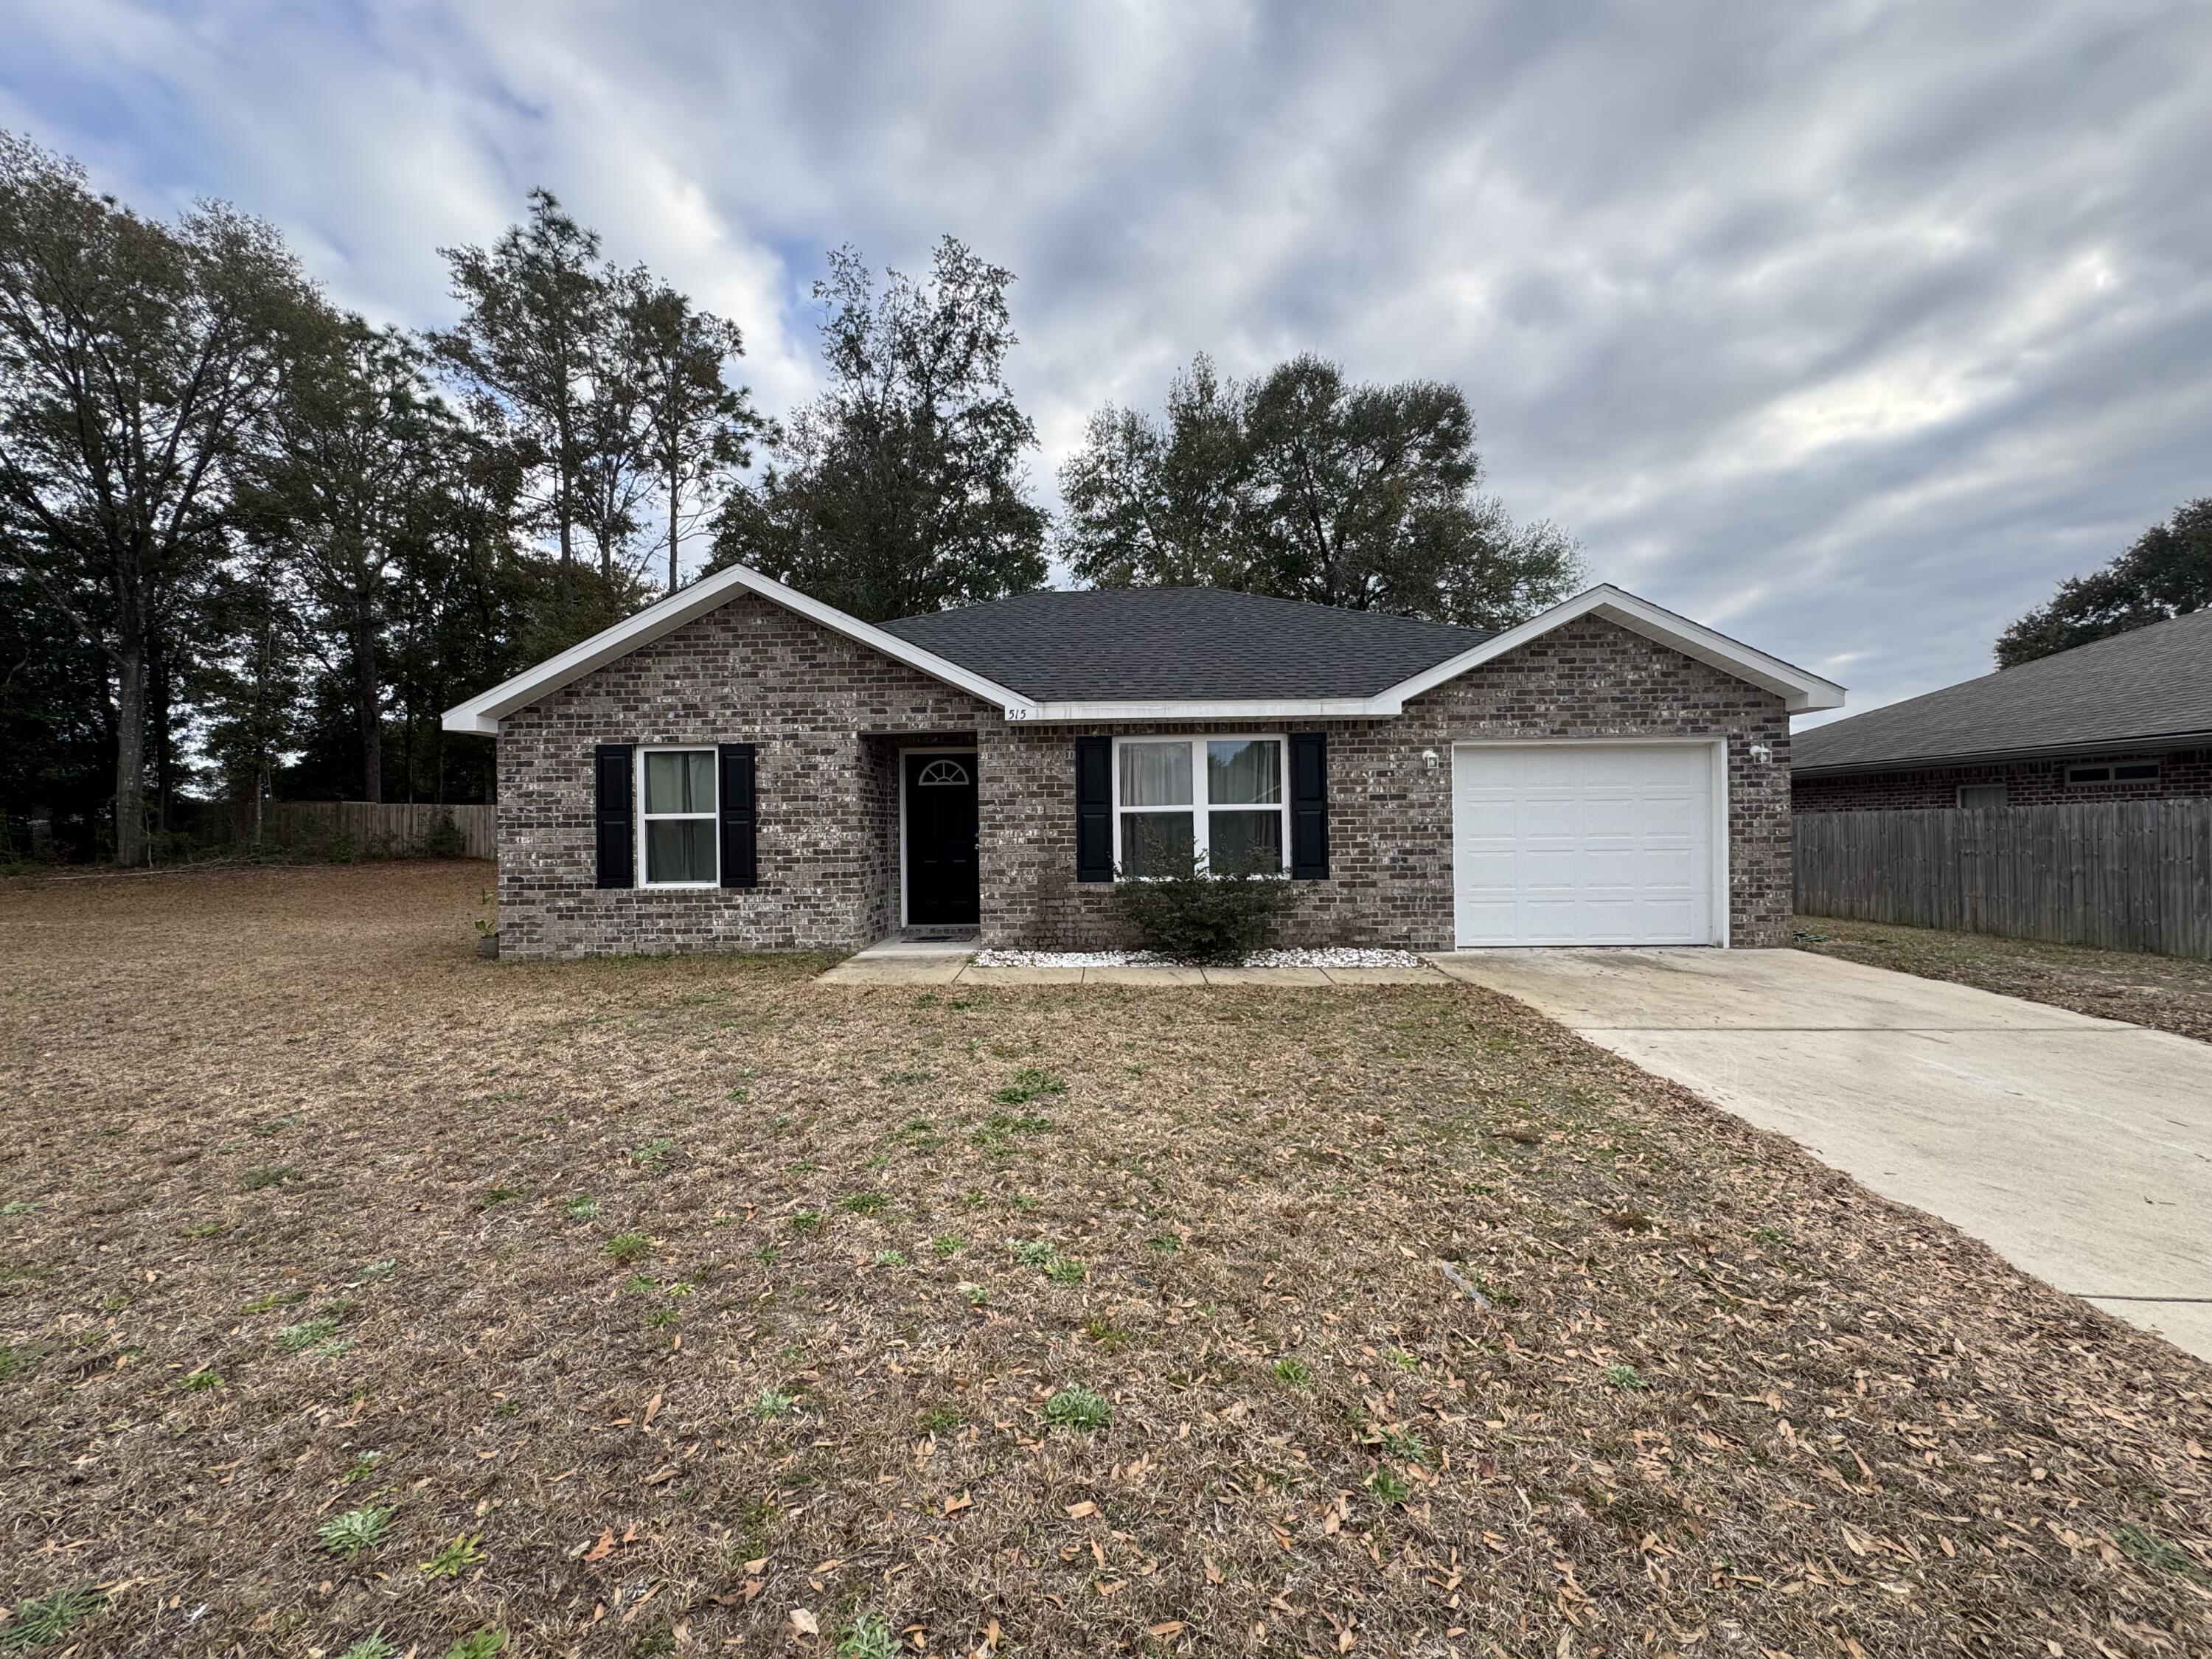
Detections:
4,0,2207,722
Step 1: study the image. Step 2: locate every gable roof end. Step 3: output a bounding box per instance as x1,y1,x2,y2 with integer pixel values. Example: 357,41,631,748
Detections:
1361,585,1845,716
439,563,1037,734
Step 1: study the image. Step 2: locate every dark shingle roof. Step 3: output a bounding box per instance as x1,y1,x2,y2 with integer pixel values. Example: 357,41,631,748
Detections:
1794,608,2212,772
877,587,1493,701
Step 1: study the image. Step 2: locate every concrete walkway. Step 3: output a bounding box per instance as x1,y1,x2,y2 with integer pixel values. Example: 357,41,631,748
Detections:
1427,947,2212,1360
814,938,1449,988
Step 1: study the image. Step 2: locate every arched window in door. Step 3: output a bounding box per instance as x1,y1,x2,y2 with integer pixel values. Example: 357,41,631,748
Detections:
917,759,970,787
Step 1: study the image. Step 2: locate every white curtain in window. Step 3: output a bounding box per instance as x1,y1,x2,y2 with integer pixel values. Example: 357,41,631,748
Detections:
644,751,716,815
1119,742,1192,807
1207,740,1281,805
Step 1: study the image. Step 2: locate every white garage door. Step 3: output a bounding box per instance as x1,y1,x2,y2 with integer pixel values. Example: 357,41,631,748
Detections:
1453,744,1718,947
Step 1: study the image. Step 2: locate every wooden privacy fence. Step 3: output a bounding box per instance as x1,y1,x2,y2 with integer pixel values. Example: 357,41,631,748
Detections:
241,800,495,860
1794,801,2212,960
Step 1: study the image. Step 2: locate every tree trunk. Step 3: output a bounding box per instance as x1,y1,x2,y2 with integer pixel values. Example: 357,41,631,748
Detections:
355,615,383,804
667,411,682,592
114,641,148,867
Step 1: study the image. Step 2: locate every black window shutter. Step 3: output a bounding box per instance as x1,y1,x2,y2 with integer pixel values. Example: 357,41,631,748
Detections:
719,743,758,888
594,744,634,888
1289,731,1329,880
1074,736,1113,883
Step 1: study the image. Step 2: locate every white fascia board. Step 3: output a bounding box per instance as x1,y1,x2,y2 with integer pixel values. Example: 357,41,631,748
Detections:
1379,585,1848,714
440,563,1037,734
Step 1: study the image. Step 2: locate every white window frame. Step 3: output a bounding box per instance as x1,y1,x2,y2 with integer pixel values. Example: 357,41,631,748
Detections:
2067,760,2160,787
636,745,720,889
1111,735,1290,877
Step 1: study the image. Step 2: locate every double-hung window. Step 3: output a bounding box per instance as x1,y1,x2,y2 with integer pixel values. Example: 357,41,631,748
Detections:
1114,737,1287,877
639,748,718,886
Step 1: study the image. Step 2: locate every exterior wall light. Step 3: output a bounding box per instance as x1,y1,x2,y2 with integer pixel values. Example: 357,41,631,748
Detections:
1748,742,1774,764
1422,748,1441,772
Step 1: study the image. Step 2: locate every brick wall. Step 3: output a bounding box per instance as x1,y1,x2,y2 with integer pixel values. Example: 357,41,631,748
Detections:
492,599,1794,957
976,615,1792,950
494,594,986,959
1793,748,2212,811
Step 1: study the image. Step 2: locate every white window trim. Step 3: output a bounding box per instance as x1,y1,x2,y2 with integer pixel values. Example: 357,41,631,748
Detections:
2067,760,2160,786
1111,735,1290,877
636,745,720,889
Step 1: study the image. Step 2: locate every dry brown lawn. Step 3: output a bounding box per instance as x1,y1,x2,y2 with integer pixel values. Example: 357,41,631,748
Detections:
1795,915,2212,1045
2,863,2209,1659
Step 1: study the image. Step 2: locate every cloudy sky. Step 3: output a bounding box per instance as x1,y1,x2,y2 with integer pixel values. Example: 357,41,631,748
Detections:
5,0,2208,723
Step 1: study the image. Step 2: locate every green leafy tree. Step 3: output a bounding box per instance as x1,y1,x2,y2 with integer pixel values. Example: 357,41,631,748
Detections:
1058,353,1249,590
428,190,608,594
247,318,462,801
712,237,1046,622
622,276,765,591
1996,497,2212,666
0,131,320,863
1060,352,1582,629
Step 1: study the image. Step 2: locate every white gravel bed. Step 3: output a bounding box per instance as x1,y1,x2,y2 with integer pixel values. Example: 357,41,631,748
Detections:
970,945,1425,969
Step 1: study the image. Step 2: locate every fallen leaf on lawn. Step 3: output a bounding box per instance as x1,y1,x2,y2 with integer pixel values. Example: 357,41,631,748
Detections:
788,1607,818,1637
943,1492,973,1514
582,1530,616,1562
742,1557,768,1574
1066,1500,1097,1519
643,1391,663,1426
1148,1621,1186,1638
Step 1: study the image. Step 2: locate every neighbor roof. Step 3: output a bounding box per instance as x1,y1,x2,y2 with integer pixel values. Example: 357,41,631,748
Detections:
877,587,1493,701
1794,607,2212,773
440,564,1846,734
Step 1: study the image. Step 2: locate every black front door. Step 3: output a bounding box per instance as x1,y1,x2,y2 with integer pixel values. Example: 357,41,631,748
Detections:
905,751,981,926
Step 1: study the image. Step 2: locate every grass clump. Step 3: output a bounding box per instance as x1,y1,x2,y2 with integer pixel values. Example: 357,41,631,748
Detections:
561,1194,599,1221
629,1135,678,1175
1602,1363,1649,1391
1042,1387,1112,1431
336,1635,400,1659
992,1067,1067,1106
178,1367,224,1392
316,1506,396,1561
1043,1255,1087,1285
240,1165,293,1191
1365,1466,1411,1506
929,1232,964,1256
602,1231,651,1265
275,1315,341,1354
2116,1523,2210,1585
420,1533,484,1578
0,1583,106,1651
835,1613,898,1659
1271,1356,1313,1389
917,1405,961,1434
443,1635,506,1659
753,1389,799,1420
841,1191,888,1215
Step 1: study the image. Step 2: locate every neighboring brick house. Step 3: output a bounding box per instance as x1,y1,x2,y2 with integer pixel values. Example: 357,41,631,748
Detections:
1795,608,2212,812
444,568,1843,959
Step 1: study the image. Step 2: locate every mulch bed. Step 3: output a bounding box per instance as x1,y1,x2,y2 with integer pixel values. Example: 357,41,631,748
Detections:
2,863,2208,1658
1795,914,2212,1044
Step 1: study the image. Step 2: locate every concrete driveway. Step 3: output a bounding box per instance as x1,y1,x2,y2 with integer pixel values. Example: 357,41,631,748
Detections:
1428,947,2212,1360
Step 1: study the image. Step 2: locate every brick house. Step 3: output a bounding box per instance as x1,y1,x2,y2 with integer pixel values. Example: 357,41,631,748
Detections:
1794,608,2212,812
442,567,1843,959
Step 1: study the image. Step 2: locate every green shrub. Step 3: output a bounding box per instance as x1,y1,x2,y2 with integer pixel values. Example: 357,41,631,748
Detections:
1111,846,1297,963
417,812,467,859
